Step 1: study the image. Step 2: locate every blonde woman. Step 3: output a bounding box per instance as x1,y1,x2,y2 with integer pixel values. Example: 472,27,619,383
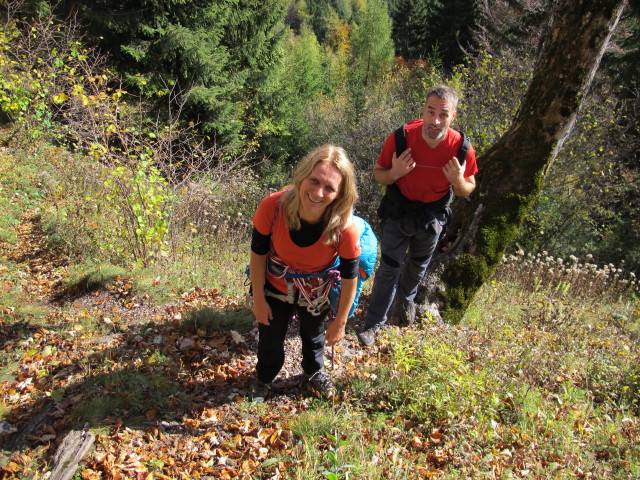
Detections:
248,145,360,400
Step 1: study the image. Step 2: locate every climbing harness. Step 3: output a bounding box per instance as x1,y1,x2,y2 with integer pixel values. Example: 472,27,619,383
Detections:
266,252,341,316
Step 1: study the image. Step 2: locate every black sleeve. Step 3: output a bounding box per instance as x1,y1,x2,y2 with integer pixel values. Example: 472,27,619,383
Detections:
251,227,271,255
338,256,359,280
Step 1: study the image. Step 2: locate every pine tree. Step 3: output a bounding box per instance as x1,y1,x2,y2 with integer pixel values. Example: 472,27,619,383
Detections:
43,0,288,148
350,0,394,87
391,0,441,60
253,25,331,164
390,0,477,66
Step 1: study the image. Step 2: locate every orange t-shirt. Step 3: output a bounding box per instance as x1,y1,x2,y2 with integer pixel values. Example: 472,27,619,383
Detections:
252,189,361,295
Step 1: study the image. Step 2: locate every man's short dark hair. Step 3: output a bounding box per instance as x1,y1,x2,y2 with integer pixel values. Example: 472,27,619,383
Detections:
427,85,459,111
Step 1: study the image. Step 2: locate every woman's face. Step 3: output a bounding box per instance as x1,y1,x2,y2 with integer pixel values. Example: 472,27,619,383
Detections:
299,161,343,223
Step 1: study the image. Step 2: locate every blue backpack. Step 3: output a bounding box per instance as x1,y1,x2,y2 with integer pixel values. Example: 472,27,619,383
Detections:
329,215,378,318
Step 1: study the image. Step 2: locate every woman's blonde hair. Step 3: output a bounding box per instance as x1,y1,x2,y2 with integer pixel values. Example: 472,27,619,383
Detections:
281,144,358,245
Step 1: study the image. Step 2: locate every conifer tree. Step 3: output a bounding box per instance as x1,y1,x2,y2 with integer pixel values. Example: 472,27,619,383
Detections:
325,14,352,85
253,25,330,164
350,0,394,87
391,0,441,60
43,0,287,148
390,0,477,66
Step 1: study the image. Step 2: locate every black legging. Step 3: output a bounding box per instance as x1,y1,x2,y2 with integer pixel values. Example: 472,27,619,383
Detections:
256,287,327,384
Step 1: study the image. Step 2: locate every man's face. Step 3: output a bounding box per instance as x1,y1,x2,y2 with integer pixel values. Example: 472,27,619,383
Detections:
422,96,457,143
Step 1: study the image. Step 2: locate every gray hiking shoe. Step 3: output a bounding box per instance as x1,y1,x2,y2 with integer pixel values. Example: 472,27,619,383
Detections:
357,326,378,346
306,371,336,397
248,377,271,402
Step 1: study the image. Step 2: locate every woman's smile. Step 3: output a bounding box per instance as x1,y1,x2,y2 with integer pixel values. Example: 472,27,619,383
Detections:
299,162,342,222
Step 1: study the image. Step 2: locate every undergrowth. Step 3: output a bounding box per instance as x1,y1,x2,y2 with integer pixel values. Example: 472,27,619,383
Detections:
287,270,638,478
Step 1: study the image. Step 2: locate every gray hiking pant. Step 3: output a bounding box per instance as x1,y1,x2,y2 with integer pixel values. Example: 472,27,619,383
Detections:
364,215,443,329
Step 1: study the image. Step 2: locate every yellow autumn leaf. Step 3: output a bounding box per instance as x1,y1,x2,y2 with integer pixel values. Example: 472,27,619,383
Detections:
53,92,68,103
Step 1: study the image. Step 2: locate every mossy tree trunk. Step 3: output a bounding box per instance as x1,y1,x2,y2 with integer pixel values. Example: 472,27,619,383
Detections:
418,0,627,324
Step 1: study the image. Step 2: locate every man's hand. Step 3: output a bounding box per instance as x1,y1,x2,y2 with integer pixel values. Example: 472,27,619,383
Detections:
374,148,415,185
442,156,476,197
442,156,465,184
390,148,415,180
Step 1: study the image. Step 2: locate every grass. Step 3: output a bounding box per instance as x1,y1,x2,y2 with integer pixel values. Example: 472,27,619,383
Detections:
275,252,638,478
0,150,47,246
71,369,188,427
182,305,255,335
58,262,128,295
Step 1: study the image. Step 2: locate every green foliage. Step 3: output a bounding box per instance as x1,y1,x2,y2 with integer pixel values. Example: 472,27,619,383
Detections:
471,256,639,414
290,409,380,479
0,19,61,140
516,87,640,273
349,0,394,89
390,0,478,67
380,332,497,425
453,49,532,155
252,25,332,164
390,0,442,59
324,15,352,87
603,0,640,89
44,0,289,148
101,159,172,267
0,148,48,244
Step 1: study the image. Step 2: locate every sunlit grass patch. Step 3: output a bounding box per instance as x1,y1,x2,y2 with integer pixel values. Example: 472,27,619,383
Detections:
143,228,251,302
0,259,49,329
288,408,390,479
466,269,639,411
0,150,48,246
353,328,499,428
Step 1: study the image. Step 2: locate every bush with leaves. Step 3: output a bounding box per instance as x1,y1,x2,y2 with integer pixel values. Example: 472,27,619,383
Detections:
0,9,260,271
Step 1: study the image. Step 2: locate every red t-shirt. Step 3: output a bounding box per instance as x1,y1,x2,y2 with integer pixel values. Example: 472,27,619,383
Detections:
252,189,361,295
377,120,478,203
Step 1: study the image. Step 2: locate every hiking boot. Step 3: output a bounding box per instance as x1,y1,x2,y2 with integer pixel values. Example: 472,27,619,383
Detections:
248,377,271,402
357,326,378,346
395,301,416,326
306,371,336,397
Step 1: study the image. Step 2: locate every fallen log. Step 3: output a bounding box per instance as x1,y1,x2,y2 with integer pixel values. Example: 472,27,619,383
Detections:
48,428,95,480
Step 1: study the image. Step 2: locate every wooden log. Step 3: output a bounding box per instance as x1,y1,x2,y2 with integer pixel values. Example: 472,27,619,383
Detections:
48,428,95,480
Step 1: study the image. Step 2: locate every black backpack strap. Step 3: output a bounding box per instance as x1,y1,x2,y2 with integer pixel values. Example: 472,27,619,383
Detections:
394,124,407,157
455,129,470,164
378,125,406,220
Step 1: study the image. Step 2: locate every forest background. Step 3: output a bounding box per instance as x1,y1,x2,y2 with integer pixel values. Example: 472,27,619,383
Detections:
0,0,639,478
1,0,638,275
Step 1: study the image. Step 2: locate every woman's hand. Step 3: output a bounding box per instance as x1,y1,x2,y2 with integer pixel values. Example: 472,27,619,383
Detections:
325,318,346,346
325,277,357,346
252,294,272,325
249,251,271,325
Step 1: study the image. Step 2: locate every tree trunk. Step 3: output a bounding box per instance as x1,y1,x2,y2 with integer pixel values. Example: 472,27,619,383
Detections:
417,0,627,323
